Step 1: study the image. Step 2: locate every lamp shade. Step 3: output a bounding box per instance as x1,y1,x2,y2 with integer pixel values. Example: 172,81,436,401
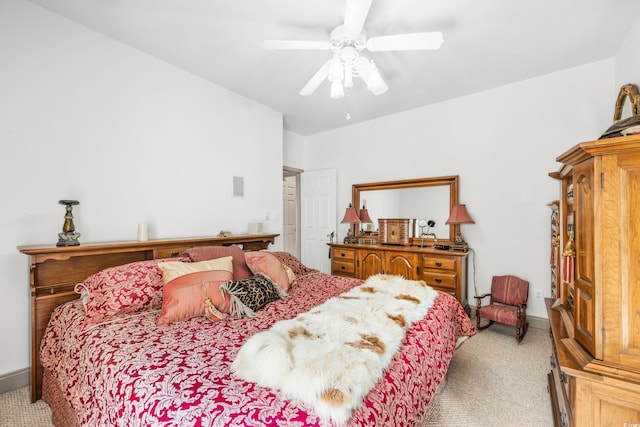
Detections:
359,207,373,223
446,204,475,224
341,204,361,224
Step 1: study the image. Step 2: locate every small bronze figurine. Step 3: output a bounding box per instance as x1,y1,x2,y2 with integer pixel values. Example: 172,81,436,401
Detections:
57,200,81,246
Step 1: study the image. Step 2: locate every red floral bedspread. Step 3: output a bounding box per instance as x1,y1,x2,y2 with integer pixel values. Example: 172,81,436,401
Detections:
41,273,475,427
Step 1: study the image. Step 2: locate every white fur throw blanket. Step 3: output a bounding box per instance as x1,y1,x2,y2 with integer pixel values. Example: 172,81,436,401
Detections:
232,274,439,425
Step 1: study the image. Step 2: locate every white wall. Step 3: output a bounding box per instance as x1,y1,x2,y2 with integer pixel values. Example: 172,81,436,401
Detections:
0,0,283,378
284,130,306,170
302,60,615,320
616,15,640,89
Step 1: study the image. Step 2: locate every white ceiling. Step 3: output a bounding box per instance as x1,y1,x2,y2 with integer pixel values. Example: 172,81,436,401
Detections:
27,0,640,136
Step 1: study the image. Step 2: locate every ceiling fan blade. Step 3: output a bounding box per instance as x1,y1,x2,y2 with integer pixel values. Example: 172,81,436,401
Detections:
261,40,331,50
343,0,372,39
366,32,444,51
299,61,331,96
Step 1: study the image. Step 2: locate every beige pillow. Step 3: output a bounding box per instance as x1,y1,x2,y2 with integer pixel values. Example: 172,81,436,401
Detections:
159,257,233,283
157,257,234,325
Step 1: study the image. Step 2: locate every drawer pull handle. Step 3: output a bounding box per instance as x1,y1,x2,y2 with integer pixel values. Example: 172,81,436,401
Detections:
341,266,346,270
435,262,443,267
341,252,346,257
170,251,180,257
435,278,442,283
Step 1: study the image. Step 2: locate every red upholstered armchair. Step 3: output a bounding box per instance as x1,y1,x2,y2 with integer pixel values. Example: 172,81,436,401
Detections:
474,275,529,343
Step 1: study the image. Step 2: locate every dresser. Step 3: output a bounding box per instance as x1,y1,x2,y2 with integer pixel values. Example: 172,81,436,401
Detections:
18,233,278,402
329,243,468,312
547,135,640,426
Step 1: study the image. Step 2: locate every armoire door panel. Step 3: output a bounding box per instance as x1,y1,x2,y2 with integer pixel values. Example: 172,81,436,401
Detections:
603,152,640,369
573,158,596,355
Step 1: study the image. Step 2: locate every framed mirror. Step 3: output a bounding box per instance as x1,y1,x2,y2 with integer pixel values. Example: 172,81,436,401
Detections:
352,175,459,245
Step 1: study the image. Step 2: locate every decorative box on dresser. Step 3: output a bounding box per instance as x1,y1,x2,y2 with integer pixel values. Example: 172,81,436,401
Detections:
547,134,640,426
18,233,278,403
329,243,468,313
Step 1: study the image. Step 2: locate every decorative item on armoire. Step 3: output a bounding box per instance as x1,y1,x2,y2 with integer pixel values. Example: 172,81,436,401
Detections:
548,201,560,300
56,199,80,247
445,204,474,251
561,227,575,309
599,83,640,139
341,203,360,243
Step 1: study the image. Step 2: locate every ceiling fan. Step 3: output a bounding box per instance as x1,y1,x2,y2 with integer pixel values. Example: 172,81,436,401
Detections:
261,0,443,99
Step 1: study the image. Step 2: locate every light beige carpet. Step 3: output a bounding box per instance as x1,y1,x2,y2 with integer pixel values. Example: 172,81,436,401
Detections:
0,322,552,427
424,322,553,426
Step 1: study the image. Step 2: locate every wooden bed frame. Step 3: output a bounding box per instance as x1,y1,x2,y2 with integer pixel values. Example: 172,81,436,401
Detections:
18,233,278,403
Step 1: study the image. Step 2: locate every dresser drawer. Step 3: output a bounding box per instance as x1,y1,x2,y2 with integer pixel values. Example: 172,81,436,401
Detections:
332,248,356,261
422,256,458,271
332,261,355,276
422,271,457,290
331,247,356,277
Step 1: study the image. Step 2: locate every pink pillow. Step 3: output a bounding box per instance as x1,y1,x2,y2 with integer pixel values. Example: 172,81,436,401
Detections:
184,245,252,280
157,257,234,325
245,251,296,292
74,258,183,332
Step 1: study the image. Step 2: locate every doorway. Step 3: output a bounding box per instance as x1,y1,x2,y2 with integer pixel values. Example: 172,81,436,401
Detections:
283,166,302,258
283,166,336,272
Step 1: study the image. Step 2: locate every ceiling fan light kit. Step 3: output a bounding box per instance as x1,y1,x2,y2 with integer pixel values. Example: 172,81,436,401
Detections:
262,0,442,99
331,81,345,99
327,51,386,99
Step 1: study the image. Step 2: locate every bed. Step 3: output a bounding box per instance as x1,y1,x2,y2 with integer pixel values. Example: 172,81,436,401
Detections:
38,247,476,427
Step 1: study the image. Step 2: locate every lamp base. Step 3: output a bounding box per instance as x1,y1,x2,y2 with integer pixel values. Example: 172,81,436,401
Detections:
57,232,81,247
453,232,469,251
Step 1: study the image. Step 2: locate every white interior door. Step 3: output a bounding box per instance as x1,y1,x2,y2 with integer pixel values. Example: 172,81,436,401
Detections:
301,169,336,273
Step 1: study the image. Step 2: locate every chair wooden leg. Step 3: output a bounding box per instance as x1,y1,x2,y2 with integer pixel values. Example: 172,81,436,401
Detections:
476,317,494,331
516,312,529,343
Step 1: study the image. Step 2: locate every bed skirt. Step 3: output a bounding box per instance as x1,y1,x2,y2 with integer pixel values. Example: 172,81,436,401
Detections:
42,369,80,427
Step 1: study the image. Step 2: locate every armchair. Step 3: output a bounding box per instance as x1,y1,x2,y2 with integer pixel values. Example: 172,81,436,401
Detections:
474,275,529,343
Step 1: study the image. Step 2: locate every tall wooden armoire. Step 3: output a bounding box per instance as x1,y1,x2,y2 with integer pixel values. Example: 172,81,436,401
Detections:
547,134,640,426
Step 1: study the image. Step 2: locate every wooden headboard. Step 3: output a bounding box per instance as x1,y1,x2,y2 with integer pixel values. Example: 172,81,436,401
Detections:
18,233,278,403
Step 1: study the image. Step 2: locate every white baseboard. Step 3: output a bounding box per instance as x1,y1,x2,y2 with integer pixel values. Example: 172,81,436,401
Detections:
0,368,29,394
469,306,550,331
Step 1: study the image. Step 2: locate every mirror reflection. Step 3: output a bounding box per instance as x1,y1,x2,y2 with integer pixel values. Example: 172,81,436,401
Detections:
621,98,633,121
614,83,640,123
353,175,459,244
359,186,450,239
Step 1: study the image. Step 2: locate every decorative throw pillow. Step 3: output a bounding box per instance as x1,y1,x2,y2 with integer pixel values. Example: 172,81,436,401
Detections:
245,251,296,292
184,245,252,280
219,273,288,318
157,257,234,325
74,258,184,332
